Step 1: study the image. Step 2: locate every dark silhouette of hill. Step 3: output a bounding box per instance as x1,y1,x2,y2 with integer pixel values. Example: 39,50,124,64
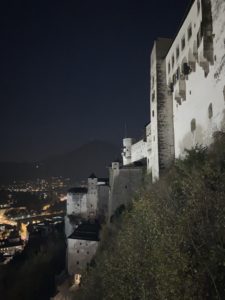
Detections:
0,140,120,184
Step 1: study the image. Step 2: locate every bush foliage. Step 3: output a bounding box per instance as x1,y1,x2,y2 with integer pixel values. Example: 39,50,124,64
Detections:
75,133,225,300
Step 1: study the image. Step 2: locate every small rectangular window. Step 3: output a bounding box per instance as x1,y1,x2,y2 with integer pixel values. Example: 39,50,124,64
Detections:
181,36,185,50
168,62,171,73
176,46,180,60
188,24,192,40
172,55,175,67
152,91,155,102
197,0,201,14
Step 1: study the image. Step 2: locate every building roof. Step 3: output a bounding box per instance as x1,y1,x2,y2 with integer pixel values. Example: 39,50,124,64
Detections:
68,187,88,194
68,221,101,241
88,173,97,179
98,178,109,185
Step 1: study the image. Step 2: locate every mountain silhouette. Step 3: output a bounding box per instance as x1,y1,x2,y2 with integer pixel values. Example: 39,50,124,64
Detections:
0,140,120,184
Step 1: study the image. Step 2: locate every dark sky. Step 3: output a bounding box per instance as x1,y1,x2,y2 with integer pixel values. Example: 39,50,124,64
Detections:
0,0,190,162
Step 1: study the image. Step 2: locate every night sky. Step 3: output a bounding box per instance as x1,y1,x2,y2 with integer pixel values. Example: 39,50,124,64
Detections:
0,0,191,162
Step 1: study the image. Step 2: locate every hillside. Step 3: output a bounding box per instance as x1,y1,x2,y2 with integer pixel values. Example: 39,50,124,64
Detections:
75,132,225,300
0,140,120,184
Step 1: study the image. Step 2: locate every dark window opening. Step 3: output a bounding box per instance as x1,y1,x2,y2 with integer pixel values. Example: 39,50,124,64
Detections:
191,119,196,132
176,46,180,60
188,25,192,40
208,103,213,119
172,55,175,67
183,63,191,75
181,37,186,50
197,0,201,14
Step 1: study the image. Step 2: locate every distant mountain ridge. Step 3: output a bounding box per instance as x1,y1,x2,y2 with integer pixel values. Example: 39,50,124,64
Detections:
0,140,120,184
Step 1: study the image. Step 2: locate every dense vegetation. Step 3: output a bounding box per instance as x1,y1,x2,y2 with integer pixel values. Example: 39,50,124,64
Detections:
75,132,225,300
0,227,66,300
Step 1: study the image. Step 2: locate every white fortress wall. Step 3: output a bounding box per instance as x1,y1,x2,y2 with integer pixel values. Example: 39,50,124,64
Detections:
67,238,98,276
146,122,153,171
165,0,225,158
150,38,174,180
67,192,87,217
130,139,147,163
150,42,160,180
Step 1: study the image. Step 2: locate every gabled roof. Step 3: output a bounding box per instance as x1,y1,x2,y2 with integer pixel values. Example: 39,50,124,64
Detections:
68,221,101,242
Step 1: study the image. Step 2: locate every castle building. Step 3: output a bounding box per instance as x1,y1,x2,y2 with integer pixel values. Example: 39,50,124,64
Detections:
122,0,225,181
65,175,109,237
67,221,100,276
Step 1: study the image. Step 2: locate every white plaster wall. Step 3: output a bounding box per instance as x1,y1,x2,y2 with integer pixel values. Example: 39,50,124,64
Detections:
67,193,87,217
150,42,160,181
87,178,98,218
97,185,109,218
146,123,152,172
64,215,76,237
169,0,225,158
130,139,147,163
166,0,202,85
122,138,133,165
67,238,98,275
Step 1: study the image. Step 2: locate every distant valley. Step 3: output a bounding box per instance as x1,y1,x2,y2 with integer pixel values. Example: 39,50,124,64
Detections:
0,140,120,184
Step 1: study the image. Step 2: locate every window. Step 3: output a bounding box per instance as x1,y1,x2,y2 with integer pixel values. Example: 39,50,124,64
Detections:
152,76,155,88
172,55,175,67
87,251,89,255
77,261,79,265
168,62,171,73
208,103,213,119
152,110,155,117
176,46,180,60
197,0,201,14
183,63,191,75
152,91,155,102
77,250,79,253
176,67,180,80
188,25,192,40
191,119,196,132
181,36,186,50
